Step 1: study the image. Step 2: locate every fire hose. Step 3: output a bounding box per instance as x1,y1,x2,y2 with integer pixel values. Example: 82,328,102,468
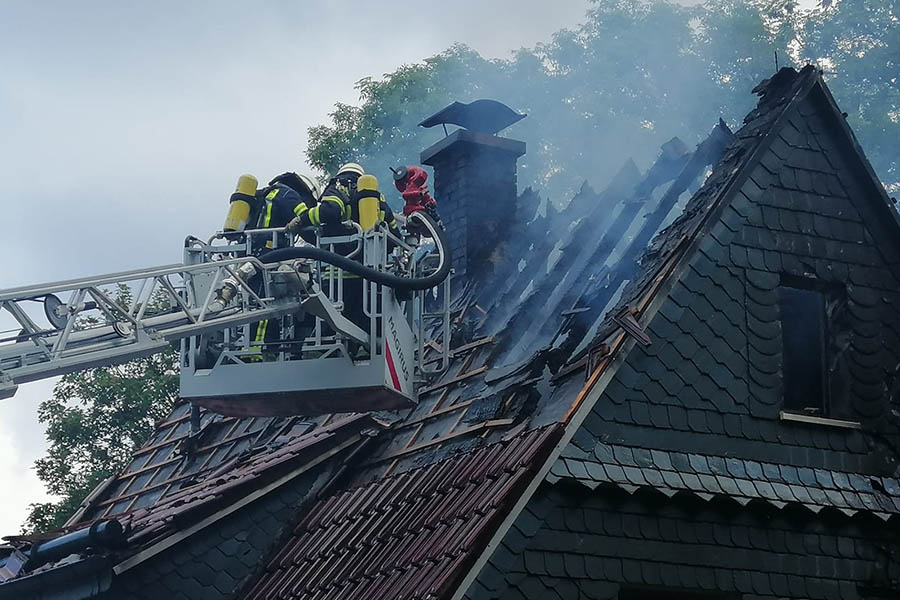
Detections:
260,211,449,291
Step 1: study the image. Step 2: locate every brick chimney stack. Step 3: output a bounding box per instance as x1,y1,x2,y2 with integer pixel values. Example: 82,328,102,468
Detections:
420,130,526,279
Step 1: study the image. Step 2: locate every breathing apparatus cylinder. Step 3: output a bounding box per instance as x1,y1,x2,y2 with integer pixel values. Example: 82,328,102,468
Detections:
224,174,258,232
356,174,380,231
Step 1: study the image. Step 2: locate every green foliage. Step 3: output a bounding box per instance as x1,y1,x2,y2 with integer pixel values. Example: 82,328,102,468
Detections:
799,0,900,190
307,0,899,201
24,287,178,533
307,45,501,189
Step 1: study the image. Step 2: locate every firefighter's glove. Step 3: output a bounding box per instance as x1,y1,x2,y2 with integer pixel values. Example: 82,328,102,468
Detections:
284,216,303,233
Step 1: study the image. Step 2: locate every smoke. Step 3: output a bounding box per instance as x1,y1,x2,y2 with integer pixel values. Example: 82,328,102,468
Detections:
314,1,763,209
329,0,897,211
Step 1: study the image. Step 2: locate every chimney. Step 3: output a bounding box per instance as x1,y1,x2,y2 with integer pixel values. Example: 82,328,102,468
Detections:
421,128,526,278
418,100,526,279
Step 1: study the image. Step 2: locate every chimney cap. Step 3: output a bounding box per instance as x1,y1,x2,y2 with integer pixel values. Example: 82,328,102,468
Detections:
419,99,526,135
420,129,526,166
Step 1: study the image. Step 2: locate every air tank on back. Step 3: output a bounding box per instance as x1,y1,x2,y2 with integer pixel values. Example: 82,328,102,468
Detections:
224,174,258,233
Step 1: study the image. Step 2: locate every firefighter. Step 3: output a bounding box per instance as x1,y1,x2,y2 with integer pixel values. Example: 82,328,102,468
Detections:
252,172,320,249
392,165,441,230
285,163,399,239
285,163,400,357
248,172,320,359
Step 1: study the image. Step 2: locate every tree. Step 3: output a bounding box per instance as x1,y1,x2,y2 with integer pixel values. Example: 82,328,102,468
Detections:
306,0,899,200
307,45,502,192
799,0,899,191
24,288,178,533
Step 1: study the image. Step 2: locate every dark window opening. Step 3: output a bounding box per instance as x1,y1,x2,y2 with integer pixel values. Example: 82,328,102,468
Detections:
778,281,829,413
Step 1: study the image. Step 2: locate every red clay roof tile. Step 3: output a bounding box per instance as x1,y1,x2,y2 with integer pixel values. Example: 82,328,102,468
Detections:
243,424,562,600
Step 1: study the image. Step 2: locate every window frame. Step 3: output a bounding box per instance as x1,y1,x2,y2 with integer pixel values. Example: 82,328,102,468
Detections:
777,274,845,417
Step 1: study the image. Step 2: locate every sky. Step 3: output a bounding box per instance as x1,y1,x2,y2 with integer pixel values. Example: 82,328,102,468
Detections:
0,1,595,535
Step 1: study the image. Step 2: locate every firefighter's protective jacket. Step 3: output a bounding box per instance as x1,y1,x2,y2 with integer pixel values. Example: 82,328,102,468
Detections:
296,178,400,239
250,183,316,251
256,183,308,229
292,178,401,279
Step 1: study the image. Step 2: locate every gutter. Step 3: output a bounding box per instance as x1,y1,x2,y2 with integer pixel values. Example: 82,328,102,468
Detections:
0,556,112,600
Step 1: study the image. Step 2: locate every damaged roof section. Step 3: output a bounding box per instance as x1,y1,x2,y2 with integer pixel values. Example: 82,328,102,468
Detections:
119,414,378,548
579,66,857,359
0,414,380,586
1,73,748,596
70,405,335,524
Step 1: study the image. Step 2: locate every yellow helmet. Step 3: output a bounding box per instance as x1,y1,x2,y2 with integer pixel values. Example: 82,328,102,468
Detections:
296,173,321,199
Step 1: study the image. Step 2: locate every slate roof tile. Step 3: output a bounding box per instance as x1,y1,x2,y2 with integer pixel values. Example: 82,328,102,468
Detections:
604,465,630,485
584,461,608,483
705,412,726,436
593,442,616,464
661,471,686,489
552,443,900,517
743,460,764,480
688,454,711,474
726,458,748,479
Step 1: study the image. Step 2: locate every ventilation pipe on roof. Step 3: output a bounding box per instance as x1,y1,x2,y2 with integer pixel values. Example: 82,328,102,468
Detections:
25,520,125,572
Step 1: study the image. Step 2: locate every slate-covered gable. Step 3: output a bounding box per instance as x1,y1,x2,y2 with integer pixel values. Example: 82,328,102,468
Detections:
564,65,900,479
466,486,900,600
469,66,900,599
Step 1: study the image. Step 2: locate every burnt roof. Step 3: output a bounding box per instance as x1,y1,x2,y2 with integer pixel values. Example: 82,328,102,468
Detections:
0,116,729,588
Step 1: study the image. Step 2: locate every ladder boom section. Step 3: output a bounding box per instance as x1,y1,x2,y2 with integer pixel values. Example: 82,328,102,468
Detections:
0,256,303,400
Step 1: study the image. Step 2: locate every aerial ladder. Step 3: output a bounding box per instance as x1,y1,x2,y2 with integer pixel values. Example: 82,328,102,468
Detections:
0,175,451,417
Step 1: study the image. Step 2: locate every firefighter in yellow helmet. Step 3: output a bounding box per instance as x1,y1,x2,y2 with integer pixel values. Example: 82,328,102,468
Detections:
285,163,400,355
252,172,320,248
285,162,398,238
